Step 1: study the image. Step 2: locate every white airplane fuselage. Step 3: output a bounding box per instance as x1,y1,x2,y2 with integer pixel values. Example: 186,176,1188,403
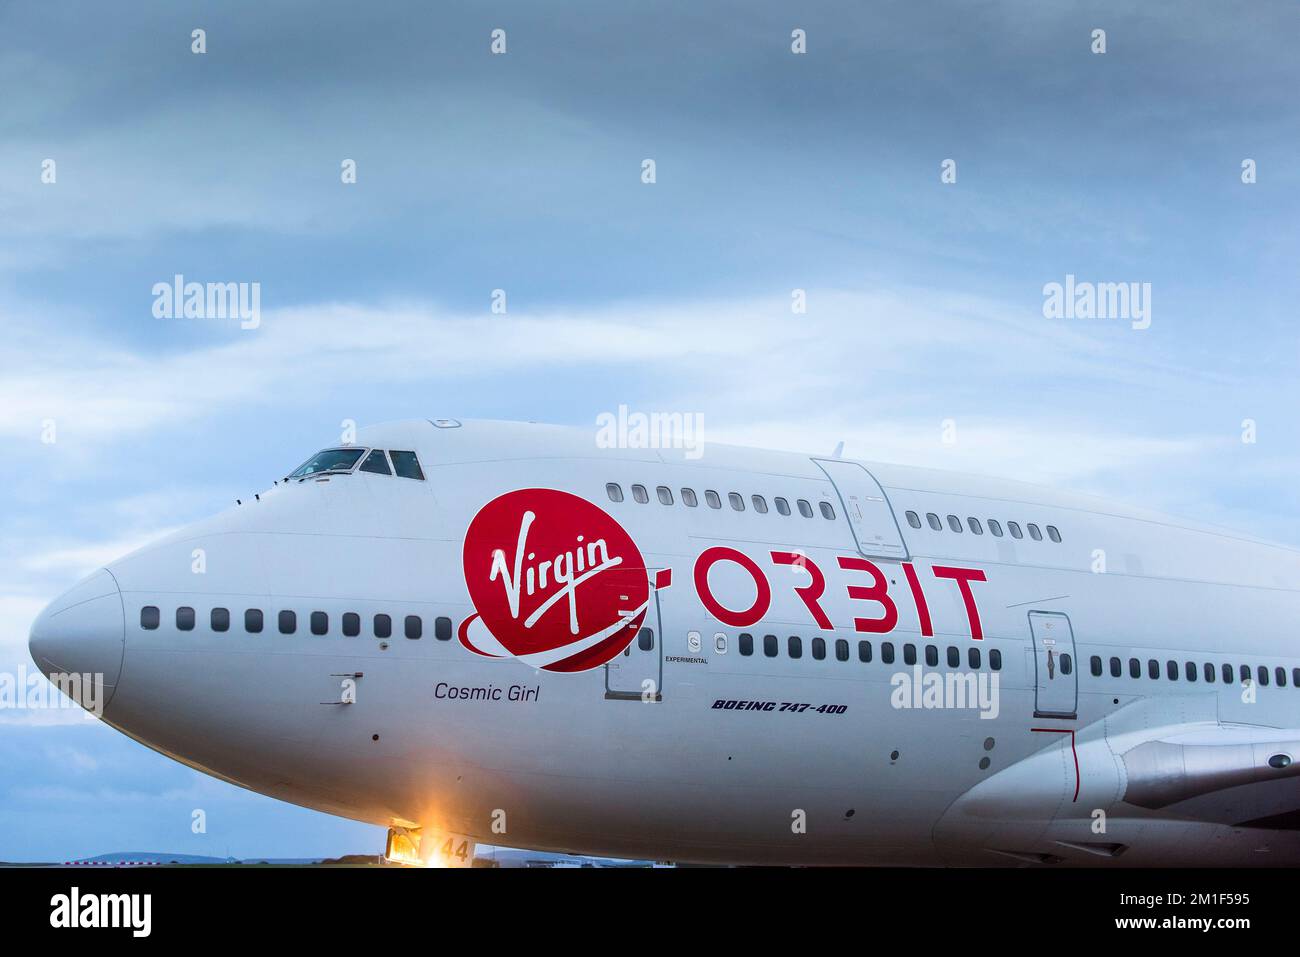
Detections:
29,419,1300,866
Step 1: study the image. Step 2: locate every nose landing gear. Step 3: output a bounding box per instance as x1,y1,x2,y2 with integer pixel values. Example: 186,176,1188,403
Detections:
384,826,477,867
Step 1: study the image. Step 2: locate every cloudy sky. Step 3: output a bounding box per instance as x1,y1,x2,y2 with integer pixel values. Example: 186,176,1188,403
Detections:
2,0,1297,860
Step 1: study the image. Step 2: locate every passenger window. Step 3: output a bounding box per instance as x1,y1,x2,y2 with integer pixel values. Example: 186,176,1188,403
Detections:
359,449,392,475
752,495,768,514
342,613,360,637
947,515,962,533
1129,658,1140,678
1185,661,1197,682
763,634,778,657
1109,657,1121,677
812,637,826,660
835,639,849,662
967,517,983,535
1028,523,1043,541
728,492,745,511
1277,667,1287,687
1294,667,1300,687
927,512,942,530
1061,653,1072,675
988,519,1003,537
739,633,754,656
389,451,425,480
968,647,981,669
819,502,835,520
141,606,160,630
881,642,895,664
1224,663,1235,684
1149,659,1160,679
858,640,872,662
435,616,452,641
1167,660,1178,680
925,645,938,667
904,643,917,665
1204,662,1215,683
705,490,722,509
1240,664,1251,684
989,649,1002,670
405,615,422,640
1047,525,1062,543
211,608,230,632
788,635,802,659
631,484,649,504
245,609,263,633
311,611,328,636
906,510,922,528
1258,665,1269,686
774,497,791,516
947,646,959,668
656,486,673,506
797,499,814,518
1008,522,1023,539
177,607,195,631
681,488,698,507
638,628,654,651
374,614,392,639
1090,656,1102,676
606,483,624,503
279,610,296,634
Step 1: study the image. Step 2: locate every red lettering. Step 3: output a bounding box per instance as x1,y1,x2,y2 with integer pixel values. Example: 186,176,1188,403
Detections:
693,546,771,627
902,562,933,637
771,551,833,631
836,556,898,634
931,565,987,639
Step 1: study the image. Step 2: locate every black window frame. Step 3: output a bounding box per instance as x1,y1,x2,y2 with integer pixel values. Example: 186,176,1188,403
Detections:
389,450,425,480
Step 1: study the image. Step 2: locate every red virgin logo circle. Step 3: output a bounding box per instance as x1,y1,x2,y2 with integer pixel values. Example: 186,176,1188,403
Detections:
460,488,654,673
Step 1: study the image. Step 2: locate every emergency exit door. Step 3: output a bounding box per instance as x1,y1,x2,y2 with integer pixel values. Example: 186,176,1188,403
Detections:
813,459,909,560
1029,611,1077,719
604,567,665,701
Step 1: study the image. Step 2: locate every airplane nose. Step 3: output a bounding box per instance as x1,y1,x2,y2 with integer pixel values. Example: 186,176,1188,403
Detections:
28,568,126,713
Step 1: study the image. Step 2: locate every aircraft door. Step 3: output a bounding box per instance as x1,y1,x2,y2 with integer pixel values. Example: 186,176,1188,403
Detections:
812,459,909,560
1029,611,1077,719
604,567,665,701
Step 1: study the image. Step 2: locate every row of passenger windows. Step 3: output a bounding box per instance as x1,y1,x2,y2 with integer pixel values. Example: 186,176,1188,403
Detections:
140,605,453,640
736,632,1003,670
607,483,836,520
1091,655,1300,688
905,510,1061,543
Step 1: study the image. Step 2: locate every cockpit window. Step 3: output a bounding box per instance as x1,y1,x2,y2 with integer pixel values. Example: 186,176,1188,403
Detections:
390,450,425,480
290,448,365,478
359,449,392,475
